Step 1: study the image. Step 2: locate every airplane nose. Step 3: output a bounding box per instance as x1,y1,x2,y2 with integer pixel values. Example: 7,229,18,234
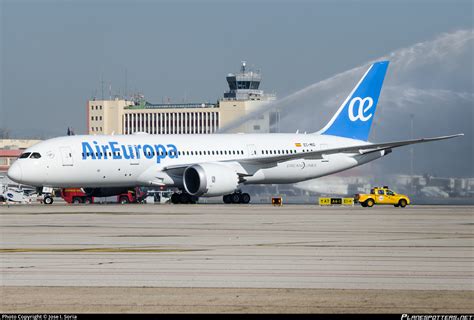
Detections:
7,162,23,183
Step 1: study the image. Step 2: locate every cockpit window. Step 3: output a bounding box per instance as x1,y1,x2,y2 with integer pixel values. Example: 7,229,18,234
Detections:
19,152,31,159
30,152,42,159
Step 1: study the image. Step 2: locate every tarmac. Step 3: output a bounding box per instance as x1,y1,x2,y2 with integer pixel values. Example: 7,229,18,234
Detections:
0,203,473,313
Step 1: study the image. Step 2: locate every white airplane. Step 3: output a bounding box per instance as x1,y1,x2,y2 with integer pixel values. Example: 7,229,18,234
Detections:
8,61,463,204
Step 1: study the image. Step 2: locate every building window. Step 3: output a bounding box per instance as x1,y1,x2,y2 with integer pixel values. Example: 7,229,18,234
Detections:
91,127,94,131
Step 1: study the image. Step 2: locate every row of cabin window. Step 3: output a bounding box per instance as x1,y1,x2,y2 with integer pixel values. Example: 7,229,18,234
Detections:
180,150,245,156
81,148,311,158
82,150,245,158
262,149,303,155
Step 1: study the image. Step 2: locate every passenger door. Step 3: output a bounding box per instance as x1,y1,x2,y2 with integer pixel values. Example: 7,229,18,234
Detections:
59,147,74,166
247,144,257,157
320,144,329,162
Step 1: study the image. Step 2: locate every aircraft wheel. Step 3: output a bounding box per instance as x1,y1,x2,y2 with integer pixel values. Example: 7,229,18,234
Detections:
171,193,180,204
231,193,241,204
190,196,199,204
44,196,54,205
179,193,191,204
398,199,407,208
366,199,375,207
223,194,232,204
120,196,129,204
241,193,251,204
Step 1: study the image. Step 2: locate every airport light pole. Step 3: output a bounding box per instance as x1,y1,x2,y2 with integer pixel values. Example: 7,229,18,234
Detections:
410,113,414,193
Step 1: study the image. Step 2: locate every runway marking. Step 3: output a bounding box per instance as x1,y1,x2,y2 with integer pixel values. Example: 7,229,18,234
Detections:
0,247,205,253
110,235,187,238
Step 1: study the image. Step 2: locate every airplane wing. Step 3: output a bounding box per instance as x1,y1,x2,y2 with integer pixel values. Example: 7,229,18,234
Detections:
241,134,464,164
162,134,463,171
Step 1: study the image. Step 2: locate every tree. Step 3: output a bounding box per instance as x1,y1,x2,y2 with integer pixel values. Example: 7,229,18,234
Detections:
0,128,10,139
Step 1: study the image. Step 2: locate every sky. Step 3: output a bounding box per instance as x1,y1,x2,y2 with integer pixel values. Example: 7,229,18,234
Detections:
0,0,473,177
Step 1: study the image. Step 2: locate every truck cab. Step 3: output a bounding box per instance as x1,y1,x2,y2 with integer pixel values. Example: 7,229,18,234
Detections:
355,186,410,208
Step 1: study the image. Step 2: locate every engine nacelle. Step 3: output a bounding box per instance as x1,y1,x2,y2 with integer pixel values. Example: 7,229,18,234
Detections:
183,163,239,197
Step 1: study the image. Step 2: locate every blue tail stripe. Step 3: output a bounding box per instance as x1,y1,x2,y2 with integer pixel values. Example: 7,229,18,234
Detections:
321,61,389,141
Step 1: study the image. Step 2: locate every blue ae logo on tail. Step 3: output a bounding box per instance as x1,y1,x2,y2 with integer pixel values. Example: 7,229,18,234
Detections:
348,96,374,122
320,61,389,141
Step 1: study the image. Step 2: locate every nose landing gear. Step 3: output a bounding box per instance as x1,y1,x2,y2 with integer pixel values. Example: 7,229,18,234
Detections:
38,187,54,205
43,195,54,205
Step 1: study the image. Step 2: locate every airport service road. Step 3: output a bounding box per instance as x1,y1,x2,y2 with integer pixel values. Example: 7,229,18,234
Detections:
0,204,472,291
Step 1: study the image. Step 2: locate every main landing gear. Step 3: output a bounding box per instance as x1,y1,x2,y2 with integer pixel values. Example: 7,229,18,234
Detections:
169,191,251,204
223,191,251,204
170,192,198,204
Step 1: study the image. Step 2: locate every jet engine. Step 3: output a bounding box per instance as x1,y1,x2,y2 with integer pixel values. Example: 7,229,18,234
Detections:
183,163,239,197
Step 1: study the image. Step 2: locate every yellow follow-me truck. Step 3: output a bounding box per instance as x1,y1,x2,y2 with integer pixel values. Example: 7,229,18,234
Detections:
354,186,410,208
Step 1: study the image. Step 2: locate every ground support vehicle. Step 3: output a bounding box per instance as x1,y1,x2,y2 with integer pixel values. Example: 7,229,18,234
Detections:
60,188,146,204
355,186,410,208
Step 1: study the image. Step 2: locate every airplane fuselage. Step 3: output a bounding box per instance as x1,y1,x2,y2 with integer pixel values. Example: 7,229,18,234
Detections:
10,133,382,189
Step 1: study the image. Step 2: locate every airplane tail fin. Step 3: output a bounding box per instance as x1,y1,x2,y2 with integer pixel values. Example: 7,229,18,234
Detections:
318,61,389,141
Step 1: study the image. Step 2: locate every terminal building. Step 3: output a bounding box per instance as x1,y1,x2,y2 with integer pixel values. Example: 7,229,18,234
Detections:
87,62,278,135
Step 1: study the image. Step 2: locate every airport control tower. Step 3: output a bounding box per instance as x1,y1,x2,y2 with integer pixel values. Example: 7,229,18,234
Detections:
224,61,264,100
219,61,278,133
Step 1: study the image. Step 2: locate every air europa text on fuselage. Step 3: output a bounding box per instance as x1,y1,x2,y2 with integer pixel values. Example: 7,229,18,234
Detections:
81,141,179,163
